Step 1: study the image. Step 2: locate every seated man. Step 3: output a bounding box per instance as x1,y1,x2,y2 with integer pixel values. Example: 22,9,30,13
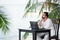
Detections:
37,12,55,40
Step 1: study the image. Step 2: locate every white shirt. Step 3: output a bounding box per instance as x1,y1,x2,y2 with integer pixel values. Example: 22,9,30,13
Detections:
38,18,55,36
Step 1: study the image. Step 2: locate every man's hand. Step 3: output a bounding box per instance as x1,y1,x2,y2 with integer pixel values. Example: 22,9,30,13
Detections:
38,20,43,28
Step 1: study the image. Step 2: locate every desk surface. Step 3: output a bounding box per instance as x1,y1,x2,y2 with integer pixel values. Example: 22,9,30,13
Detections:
19,29,50,32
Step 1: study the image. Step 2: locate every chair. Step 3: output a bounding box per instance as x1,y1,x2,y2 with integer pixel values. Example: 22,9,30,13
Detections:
50,23,59,40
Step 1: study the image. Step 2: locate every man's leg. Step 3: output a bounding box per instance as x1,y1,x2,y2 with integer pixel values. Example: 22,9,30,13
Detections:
42,34,49,40
36,32,48,40
37,35,42,40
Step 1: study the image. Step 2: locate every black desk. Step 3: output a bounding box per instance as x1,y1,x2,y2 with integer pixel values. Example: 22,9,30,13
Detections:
19,29,50,40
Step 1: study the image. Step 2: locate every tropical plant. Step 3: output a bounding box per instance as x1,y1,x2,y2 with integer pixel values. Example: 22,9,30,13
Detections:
0,6,9,34
23,0,60,39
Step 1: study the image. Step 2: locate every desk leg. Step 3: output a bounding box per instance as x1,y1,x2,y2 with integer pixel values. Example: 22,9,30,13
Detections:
49,31,50,40
33,32,36,40
19,30,21,40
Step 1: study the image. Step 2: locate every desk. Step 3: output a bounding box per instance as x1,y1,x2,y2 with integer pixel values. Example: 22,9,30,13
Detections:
19,29,50,40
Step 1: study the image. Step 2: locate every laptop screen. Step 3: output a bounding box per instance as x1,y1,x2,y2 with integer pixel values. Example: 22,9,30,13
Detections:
30,21,39,30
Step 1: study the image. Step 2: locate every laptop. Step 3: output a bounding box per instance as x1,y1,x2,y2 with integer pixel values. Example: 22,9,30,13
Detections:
30,21,39,31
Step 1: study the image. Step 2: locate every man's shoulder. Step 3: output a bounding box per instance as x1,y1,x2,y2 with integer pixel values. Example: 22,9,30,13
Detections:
47,18,51,20
47,18,52,21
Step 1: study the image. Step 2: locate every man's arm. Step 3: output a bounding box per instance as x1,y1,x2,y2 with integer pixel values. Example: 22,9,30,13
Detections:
38,20,43,28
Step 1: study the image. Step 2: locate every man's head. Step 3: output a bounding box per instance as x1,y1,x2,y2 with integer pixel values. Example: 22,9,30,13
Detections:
42,12,48,19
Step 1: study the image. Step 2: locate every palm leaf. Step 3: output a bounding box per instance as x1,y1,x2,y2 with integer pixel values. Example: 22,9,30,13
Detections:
53,0,57,2
51,3,58,7
23,3,38,17
25,0,31,9
23,32,29,39
2,25,9,34
48,3,60,18
48,12,54,18
39,4,44,15
48,8,56,18
0,13,9,34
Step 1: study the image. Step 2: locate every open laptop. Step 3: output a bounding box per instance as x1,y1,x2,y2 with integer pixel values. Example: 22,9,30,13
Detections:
30,21,39,31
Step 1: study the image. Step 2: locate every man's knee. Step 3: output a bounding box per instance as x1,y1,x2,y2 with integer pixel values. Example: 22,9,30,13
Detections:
43,34,49,40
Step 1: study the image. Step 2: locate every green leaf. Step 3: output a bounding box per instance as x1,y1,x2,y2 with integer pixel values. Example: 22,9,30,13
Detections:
0,17,3,28
48,3,60,19
39,4,44,15
51,3,58,8
25,0,31,9
48,13,54,18
23,32,29,39
0,13,9,34
2,25,9,34
23,3,38,17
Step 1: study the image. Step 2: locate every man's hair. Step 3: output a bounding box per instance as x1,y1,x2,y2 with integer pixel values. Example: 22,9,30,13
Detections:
44,12,48,17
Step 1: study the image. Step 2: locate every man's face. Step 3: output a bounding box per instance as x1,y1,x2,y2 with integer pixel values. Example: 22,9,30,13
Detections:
42,13,46,19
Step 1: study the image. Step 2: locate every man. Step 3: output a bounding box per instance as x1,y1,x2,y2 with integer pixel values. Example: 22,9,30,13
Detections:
37,12,55,40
